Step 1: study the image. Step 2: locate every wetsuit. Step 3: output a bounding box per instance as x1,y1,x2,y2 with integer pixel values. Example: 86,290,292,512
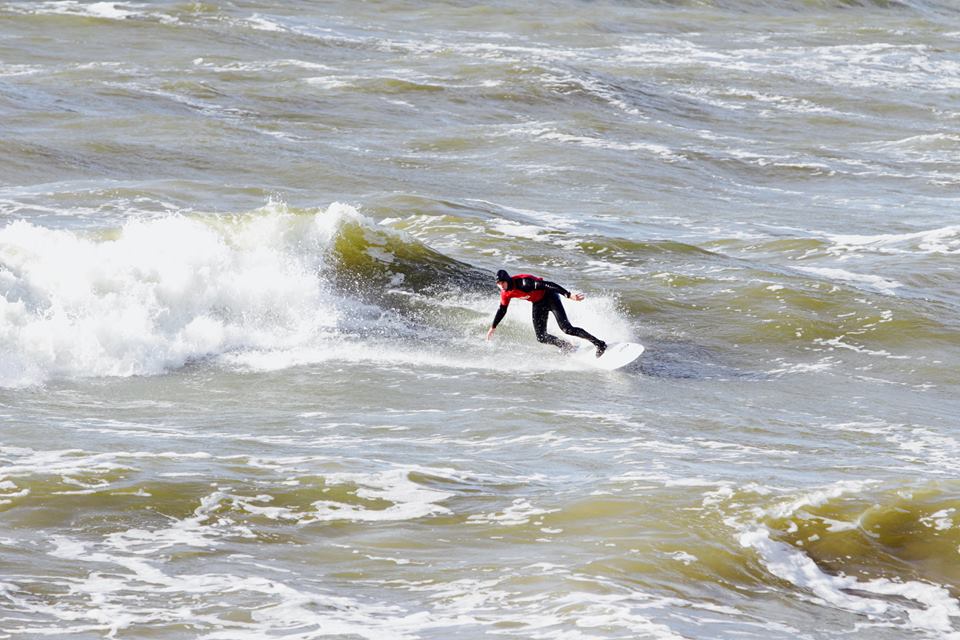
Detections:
492,274,605,353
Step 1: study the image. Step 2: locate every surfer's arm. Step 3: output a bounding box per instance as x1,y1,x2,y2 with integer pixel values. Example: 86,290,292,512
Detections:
539,280,569,296
487,304,509,340
491,304,508,329
514,277,578,299
541,280,584,301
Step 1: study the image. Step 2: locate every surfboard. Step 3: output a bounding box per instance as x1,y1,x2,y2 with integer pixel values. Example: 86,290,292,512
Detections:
577,341,644,371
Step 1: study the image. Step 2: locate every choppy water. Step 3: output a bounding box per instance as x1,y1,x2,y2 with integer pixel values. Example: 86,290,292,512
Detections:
2,1,960,638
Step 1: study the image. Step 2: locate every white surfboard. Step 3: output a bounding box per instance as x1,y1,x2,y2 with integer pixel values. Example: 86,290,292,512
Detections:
577,341,644,371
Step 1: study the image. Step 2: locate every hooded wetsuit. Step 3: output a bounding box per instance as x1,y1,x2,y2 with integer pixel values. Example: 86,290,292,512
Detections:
492,274,605,352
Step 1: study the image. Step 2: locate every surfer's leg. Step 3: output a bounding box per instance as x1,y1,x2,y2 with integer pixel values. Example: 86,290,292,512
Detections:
547,294,607,356
532,299,573,352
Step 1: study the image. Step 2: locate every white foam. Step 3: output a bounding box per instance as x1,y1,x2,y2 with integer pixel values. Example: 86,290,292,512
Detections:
668,551,698,565
105,490,234,553
222,339,593,376
193,58,335,74
538,131,682,160
488,219,549,240
815,336,910,360
884,425,960,475
727,481,960,635
30,534,423,640
620,39,960,93
739,526,887,615
244,14,287,32
763,480,877,521
493,120,680,160
307,468,454,523
222,288,634,376
561,294,634,345
741,526,960,632
467,498,557,526
2,199,636,385
1,460,504,637
304,76,355,90
0,447,131,487
920,509,955,532
768,358,836,376
0,203,361,387
862,134,960,164
463,200,577,231
85,2,135,19
13,1,140,20
0,63,42,78
796,267,902,294
549,592,689,640
826,225,960,256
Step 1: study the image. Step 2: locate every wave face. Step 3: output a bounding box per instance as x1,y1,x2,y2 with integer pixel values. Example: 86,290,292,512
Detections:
0,203,632,387
725,481,960,624
0,203,462,386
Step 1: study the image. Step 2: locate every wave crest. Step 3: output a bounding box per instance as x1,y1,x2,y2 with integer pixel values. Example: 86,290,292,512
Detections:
0,202,487,387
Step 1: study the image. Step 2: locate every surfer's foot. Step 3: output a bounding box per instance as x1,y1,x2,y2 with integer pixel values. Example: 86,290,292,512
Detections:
595,341,607,358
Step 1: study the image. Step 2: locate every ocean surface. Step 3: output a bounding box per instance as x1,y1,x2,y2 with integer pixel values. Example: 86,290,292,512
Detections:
2,1,959,638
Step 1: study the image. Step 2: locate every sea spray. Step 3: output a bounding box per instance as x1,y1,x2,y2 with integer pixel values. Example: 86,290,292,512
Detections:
0,205,350,386
1,202,632,386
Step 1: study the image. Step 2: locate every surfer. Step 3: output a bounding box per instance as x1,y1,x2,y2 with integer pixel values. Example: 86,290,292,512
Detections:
486,270,607,357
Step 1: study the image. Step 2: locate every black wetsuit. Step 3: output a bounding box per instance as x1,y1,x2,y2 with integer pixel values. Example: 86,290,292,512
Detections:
492,275,605,353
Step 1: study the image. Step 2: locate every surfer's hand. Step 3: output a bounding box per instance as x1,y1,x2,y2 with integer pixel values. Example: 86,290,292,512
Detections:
570,293,585,301
485,327,495,341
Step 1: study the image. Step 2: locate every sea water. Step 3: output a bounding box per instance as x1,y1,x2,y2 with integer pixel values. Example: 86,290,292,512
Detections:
1,1,959,638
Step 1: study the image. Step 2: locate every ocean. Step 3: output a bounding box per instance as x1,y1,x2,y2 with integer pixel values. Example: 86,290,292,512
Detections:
1,1,959,638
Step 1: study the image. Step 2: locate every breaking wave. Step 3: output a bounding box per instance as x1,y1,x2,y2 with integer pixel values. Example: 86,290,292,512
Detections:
0,202,636,387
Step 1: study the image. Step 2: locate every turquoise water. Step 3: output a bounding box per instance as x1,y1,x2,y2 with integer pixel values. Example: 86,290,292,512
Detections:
1,1,959,638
